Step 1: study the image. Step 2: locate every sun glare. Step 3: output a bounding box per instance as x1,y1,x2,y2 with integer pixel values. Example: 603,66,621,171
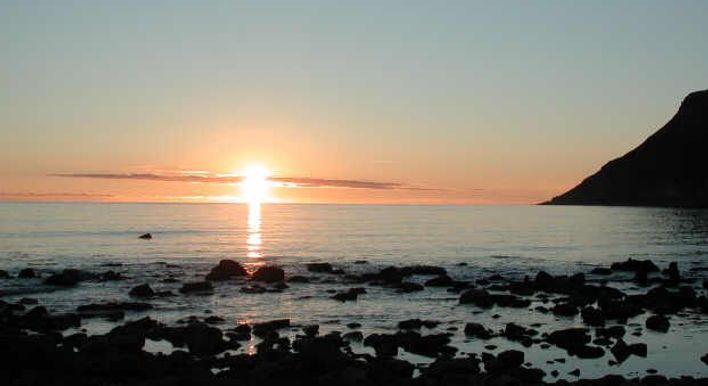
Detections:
240,165,272,203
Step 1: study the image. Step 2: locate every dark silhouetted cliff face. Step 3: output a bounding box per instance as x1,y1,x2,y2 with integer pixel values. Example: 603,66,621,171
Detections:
545,90,708,208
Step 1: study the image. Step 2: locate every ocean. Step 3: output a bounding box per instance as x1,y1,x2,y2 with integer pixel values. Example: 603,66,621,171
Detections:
1,202,707,379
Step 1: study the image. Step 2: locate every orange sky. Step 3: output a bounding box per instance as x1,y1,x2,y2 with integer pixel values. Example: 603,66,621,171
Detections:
2,2,705,204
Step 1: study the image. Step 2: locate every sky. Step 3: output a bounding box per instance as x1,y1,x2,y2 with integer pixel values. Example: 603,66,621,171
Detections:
1,0,707,204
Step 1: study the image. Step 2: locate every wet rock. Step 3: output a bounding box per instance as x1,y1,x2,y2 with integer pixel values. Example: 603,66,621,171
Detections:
459,289,530,308
18,268,36,278
332,288,364,302
497,349,524,368
398,319,439,330
591,267,613,275
343,331,363,342
646,314,670,332
701,353,708,365
364,334,399,357
129,283,155,298
396,282,424,293
99,270,124,281
0,270,10,278
303,324,319,337
596,326,626,339
347,322,362,329
569,344,605,359
19,297,38,305
252,319,290,337
611,258,659,273
252,266,285,283
569,369,580,377
402,265,447,276
464,322,494,339
44,269,94,287
664,262,681,285
138,233,152,239
546,328,591,350
205,259,247,281
179,281,214,295
397,331,456,358
306,262,334,273
552,302,579,316
424,275,456,287
611,339,648,363
421,356,480,383
288,275,310,283
581,306,606,326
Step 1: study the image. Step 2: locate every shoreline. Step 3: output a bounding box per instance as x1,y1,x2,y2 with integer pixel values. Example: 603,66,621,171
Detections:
2,258,707,385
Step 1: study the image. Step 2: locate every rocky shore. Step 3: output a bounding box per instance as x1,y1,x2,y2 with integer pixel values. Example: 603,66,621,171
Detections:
1,258,707,385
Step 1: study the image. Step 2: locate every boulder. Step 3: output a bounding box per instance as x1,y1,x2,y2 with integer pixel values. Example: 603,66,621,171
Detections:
129,284,155,298
306,263,334,273
18,268,36,278
646,314,670,332
464,322,493,339
178,281,214,295
610,258,659,273
138,233,152,239
205,259,247,281
252,319,290,337
44,269,93,287
252,266,285,283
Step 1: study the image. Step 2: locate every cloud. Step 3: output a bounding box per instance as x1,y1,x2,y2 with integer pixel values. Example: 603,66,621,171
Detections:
0,192,114,198
50,172,441,191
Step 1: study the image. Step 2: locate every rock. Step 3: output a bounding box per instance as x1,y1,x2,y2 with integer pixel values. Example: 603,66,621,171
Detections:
464,323,494,339
302,324,319,337
580,306,606,326
288,275,310,283
252,319,290,337
129,283,155,298
306,263,334,273
139,233,152,239
497,350,524,368
665,262,681,285
591,267,613,275
459,289,530,308
347,322,362,329
19,297,38,305
546,328,591,350
596,326,626,339
569,344,605,359
99,270,124,281
332,288,363,302
552,302,579,316
178,281,214,295
0,270,10,278
610,339,647,362
402,265,447,276
18,268,36,278
252,266,285,283
569,369,580,377
396,282,424,293
241,285,266,294
44,269,93,287
424,275,456,287
343,331,363,342
205,259,247,281
646,314,670,332
610,258,659,273
701,353,708,365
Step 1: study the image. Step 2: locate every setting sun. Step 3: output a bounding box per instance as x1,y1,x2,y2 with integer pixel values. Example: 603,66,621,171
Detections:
239,165,272,203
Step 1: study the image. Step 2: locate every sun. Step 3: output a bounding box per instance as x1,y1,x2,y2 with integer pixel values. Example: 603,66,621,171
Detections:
239,165,272,203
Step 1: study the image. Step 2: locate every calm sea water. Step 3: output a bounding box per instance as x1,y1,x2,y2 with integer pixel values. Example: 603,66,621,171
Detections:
1,203,707,379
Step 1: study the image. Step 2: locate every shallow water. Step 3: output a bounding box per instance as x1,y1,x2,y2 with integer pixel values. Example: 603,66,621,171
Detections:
1,202,707,380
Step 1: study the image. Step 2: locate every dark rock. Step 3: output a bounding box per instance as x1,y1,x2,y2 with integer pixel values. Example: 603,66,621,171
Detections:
596,326,626,339
205,259,247,281
347,322,362,329
543,90,708,208
306,263,334,273
19,297,38,305
581,306,606,326
424,275,456,287
303,324,319,337
546,328,591,350
610,339,647,362
459,289,530,308
701,353,708,365
139,233,152,239
610,258,660,273
591,267,613,275
569,344,605,359
18,268,36,278
497,350,524,368
332,288,363,302
252,266,285,283
288,275,310,283
179,281,214,295
252,319,290,337
129,283,155,298
99,270,124,281
646,314,670,332
44,269,93,287
0,269,9,278
241,285,266,294
665,262,681,285
396,282,424,293
552,302,579,317
343,331,363,342
464,322,494,339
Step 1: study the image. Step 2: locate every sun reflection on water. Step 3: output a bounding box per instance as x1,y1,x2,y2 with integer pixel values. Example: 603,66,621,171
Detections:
244,202,265,274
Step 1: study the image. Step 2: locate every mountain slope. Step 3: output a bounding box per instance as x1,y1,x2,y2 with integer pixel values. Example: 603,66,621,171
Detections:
544,90,708,208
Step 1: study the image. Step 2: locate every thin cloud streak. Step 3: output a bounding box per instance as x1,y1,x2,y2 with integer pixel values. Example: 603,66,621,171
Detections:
50,172,443,191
